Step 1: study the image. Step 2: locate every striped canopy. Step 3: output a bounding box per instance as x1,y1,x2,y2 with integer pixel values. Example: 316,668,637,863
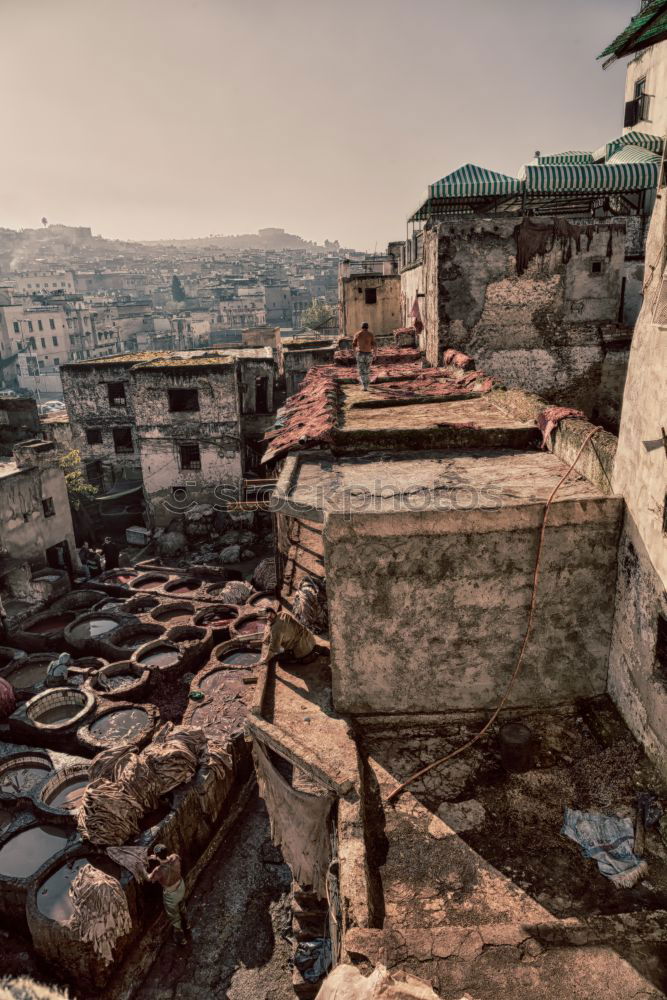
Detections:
607,145,661,166
522,161,659,194
536,151,593,165
594,130,664,162
428,164,523,199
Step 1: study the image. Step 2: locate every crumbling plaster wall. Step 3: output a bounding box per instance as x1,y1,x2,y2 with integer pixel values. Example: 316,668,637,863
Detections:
324,500,622,716
282,345,335,396
237,357,276,414
608,185,667,771
0,464,76,567
132,366,242,527
60,363,142,487
340,275,401,338
399,263,426,353
421,218,629,416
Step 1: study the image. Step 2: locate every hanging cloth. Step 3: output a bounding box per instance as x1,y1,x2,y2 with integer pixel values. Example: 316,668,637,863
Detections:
252,739,334,898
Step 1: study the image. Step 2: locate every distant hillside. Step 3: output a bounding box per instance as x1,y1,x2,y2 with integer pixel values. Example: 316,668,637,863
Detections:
144,228,340,252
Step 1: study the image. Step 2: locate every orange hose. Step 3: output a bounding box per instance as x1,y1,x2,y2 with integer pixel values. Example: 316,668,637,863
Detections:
386,426,603,805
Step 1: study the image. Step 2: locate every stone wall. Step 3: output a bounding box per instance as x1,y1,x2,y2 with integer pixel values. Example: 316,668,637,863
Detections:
131,364,242,528
608,177,667,771
324,499,622,716
416,217,631,420
0,461,77,570
339,275,401,338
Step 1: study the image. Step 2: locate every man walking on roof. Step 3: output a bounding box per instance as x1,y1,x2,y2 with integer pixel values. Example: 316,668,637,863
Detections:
353,323,377,391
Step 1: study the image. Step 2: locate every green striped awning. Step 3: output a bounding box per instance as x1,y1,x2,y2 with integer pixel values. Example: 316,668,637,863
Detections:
596,131,665,162
606,145,661,166
536,151,593,165
522,161,659,194
428,164,523,199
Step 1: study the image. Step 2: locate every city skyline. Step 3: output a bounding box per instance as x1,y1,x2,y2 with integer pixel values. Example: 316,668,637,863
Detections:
3,0,634,250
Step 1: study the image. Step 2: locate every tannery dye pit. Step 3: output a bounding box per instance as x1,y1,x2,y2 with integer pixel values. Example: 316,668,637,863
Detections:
89,707,150,742
0,825,69,879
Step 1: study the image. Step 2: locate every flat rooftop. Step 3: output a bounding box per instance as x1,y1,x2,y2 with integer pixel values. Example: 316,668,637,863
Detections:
283,449,607,515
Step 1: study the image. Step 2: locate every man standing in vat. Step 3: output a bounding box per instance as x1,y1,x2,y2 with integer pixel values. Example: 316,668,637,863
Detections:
147,844,188,945
101,536,120,571
259,607,318,665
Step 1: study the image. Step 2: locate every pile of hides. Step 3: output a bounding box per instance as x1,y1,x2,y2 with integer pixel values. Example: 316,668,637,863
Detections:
291,576,328,634
218,580,254,605
67,863,131,964
252,557,277,593
0,678,16,719
315,964,442,999
562,808,648,888
106,845,150,882
252,740,334,899
77,725,231,846
537,406,586,447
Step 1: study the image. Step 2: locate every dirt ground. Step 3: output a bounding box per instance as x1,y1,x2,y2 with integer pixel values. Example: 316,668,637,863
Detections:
135,788,296,1000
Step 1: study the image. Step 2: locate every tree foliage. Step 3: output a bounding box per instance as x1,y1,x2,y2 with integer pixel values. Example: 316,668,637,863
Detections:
301,300,334,330
59,449,98,509
171,274,186,302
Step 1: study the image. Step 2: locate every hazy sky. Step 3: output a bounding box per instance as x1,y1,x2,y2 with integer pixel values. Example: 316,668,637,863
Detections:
2,0,636,249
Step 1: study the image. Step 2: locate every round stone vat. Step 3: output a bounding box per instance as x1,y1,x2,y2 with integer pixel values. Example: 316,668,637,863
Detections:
151,601,195,627
0,646,24,669
163,578,202,596
164,625,212,670
247,591,280,612
0,821,73,924
123,593,160,616
186,638,261,745
90,661,149,700
52,589,107,614
39,765,89,814
131,640,182,676
71,656,108,674
96,567,140,591
78,702,156,753
10,612,78,653
64,611,129,656
205,579,253,604
25,687,95,731
92,596,128,614
193,604,238,641
230,610,269,640
28,850,136,991
1,653,56,699
0,753,53,798
132,572,170,592
105,623,166,660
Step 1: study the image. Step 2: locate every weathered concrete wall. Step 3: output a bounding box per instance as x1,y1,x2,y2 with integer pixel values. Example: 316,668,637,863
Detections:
61,362,142,488
0,461,77,570
237,357,276,414
421,218,630,418
0,398,40,455
131,365,242,528
608,175,667,771
324,499,622,716
399,263,426,353
340,275,401,338
623,41,667,142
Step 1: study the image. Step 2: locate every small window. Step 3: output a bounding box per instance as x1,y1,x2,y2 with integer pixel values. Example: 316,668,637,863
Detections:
591,260,604,275
54,358,60,366
27,321,33,333
13,322,19,333
179,443,201,470
38,360,44,370
49,319,55,330
52,336,58,346
364,287,377,305
86,428,103,445
108,382,126,406
28,337,36,350
168,388,199,412
657,615,667,674
38,320,43,331
40,338,46,348
42,497,55,518
634,77,646,99
112,427,133,453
